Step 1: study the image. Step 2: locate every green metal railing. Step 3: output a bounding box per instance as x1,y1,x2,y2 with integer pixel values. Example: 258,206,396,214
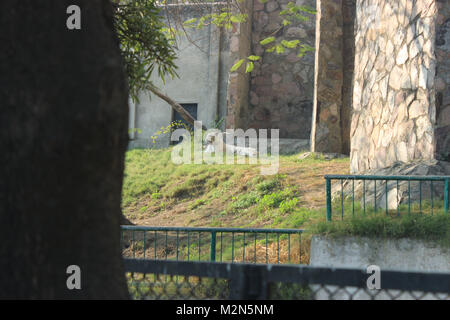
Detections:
121,226,304,264
325,175,450,221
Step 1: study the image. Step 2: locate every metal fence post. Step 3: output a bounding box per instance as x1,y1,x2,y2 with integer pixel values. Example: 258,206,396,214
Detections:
229,264,268,299
210,231,216,262
326,178,332,221
445,179,449,214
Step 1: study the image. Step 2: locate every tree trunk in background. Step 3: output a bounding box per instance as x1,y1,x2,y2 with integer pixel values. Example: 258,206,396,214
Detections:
0,0,129,298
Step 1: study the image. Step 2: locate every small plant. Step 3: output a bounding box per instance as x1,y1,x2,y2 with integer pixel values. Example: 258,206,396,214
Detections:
211,116,225,130
128,127,142,135
312,214,450,247
279,198,299,213
150,120,192,145
258,188,295,210
255,175,285,195
274,208,313,228
230,192,259,211
152,192,162,199
189,199,206,210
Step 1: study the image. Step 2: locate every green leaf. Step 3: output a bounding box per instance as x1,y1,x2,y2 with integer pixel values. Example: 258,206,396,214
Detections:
281,40,300,48
299,6,317,14
259,0,268,3
245,61,254,73
230,14,248,23
282,19,291,26
287,2,296,9
183,18,197,25
230,59,245,72
294,13,309,22
297,44,315,57
247,55,260,61
275,44,285,54
260,36,275,45
230,16,240,23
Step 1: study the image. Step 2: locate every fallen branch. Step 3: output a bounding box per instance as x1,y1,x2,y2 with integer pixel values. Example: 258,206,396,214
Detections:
149,86,208,131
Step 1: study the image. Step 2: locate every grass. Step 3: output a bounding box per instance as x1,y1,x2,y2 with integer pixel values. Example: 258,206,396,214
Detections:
122,147,450,259
312,213,450,248
122,147,349,228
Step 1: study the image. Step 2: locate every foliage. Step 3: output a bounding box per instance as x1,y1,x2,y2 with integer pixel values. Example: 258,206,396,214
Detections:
230,1,316,73
112,0,178,102
211,116,225,130
151,192,162,199
150,120,192,145
112,0,316,103
189,199,207,210
255,175,285,195
312,214,450,247
230,192,259,210
279,198,299,213
258,188,296,210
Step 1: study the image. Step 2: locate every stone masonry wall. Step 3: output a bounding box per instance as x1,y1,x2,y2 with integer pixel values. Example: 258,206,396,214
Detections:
311,0,344,153
341,0,356,154
226,0,253,130
310,0,355,154
435,0,450,160
351,0,442,173
246,0,316,139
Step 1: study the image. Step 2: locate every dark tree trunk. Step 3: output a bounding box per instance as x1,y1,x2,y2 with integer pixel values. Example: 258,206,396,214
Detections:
0,0,129,299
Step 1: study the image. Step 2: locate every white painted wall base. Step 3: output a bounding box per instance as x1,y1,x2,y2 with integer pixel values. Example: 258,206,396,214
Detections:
309,235,450,300
310,235,450,272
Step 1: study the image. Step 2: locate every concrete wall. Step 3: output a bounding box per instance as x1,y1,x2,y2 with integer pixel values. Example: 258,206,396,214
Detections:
310,235,450,299
129,4,231,149
310,235,450,272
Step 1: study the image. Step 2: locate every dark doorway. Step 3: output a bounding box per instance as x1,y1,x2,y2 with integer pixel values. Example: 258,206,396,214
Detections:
171,103,198,144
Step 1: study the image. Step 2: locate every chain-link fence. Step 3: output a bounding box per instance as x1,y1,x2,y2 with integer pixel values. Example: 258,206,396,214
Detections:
124,259,450,300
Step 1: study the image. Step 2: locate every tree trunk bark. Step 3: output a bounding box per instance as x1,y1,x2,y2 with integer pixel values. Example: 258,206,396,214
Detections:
0,0,129,299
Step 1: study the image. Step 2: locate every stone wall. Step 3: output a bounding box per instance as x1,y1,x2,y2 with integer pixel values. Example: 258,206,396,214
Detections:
341,0,356,155
310,0,355,154
435,0,450,160
350,0,445,173
310,0,344,153
228,0,316,139
226,0,253,130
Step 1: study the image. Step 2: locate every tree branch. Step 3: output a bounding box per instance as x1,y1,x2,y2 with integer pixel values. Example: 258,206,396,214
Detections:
149,86,208,131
